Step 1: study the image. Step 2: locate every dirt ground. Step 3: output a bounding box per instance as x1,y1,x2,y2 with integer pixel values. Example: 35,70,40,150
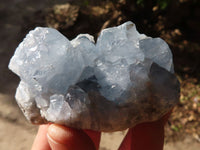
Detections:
0,0,200,150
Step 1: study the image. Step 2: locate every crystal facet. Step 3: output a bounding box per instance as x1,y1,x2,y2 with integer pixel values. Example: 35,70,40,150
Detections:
9,21,180,131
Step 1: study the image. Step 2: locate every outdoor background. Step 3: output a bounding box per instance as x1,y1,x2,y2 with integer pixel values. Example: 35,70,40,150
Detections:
0,0,200,149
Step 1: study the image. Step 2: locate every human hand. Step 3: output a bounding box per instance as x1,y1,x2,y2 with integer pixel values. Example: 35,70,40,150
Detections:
31,112,171,150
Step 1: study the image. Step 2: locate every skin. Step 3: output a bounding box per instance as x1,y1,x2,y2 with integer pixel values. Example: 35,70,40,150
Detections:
31,112,171,150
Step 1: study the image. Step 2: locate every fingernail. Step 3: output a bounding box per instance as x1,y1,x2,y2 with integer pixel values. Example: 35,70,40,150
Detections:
47,124,96,150
47,132,69,150
47,124,70,144
47,132,58,145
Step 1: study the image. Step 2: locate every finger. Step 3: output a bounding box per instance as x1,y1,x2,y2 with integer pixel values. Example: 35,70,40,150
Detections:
31,124,51,150
47,124,97,150
84,129,101,149
119,120,164,150
119,112,171,150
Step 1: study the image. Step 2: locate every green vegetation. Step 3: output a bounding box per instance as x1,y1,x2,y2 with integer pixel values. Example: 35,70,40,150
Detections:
136,0,171,9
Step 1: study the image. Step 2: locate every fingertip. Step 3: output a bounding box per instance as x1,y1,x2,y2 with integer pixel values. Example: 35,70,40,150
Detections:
47,124,70,145
47,124,96,150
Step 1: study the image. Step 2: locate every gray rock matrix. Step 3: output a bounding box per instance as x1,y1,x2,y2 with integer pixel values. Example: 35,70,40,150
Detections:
9,21,180,131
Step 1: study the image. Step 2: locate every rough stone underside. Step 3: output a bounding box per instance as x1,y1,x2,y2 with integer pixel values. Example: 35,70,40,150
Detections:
9,21,180,131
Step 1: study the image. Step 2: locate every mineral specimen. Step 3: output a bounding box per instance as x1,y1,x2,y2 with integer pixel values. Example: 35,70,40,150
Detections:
8,21,180,132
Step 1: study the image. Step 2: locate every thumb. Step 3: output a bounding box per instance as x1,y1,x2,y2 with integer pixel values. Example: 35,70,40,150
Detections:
47,124,98,150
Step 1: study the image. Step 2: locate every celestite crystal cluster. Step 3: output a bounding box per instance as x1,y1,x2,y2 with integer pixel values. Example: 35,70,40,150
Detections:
8,21,180,131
